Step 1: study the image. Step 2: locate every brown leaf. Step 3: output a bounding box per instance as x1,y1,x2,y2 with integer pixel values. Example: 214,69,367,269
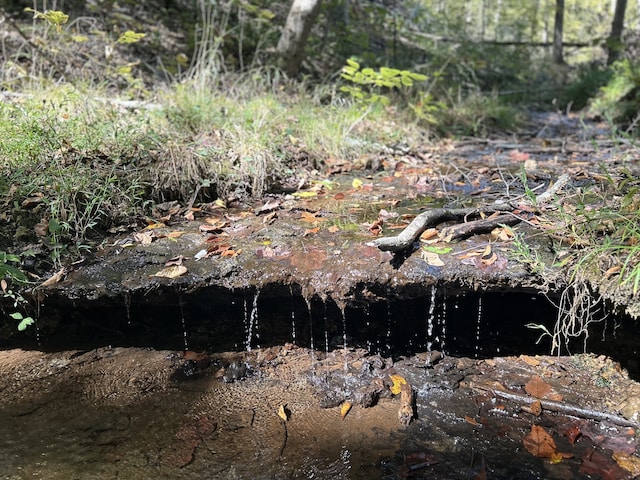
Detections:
255,199,281,215
300,211,323,223
303,226,320,236
525,376,552,399
0,279,6,293
464,415,480,426
530,400,542,416
421,250,445,267
289,248,327,271
368,219,383,236
133,231,154,245
328,225,340,233
581,449,633,480
613,452,640,476
523,424,557,458
419,228,439,242
39,268,66,288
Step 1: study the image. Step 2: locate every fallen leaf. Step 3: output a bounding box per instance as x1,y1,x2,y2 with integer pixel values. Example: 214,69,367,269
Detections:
262,211,277,225
277,404,289,421
419,228,439,241
301,211,323,223
464,415,480,426
166,231,184,239
519,355,541,366
352,178,363,189
605,265,621,279
152,265,187,279
0,279,6,293
133,231,154,245
39,268,66,288
389,374,407,395
255,199,281,215
523,424,557,458
144,222,166,230
368,219,383,236
565,424,582,445
581,449,632,480
303,227,320,236
530,400,542,416
421,250,445,267
340,401,352,420
328,225,340,233
613,452,640,476
334,192,345,200
289,248,327,271
509,149,530,162
194,249,208,260
480,245,497,266
292,190,317,198
525,376,552,399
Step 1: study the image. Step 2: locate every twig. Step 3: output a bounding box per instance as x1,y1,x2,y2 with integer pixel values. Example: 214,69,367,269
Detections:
369,174,571,252
471,382,639,428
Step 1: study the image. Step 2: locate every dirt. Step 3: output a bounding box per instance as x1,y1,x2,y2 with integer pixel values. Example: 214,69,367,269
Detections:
0,346,639,479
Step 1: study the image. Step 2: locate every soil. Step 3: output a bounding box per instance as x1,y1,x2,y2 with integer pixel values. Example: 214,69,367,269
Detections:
0,345,639,479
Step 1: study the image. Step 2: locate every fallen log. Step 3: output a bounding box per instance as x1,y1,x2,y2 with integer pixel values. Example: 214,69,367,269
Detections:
368,174,571,252
471,382,640,428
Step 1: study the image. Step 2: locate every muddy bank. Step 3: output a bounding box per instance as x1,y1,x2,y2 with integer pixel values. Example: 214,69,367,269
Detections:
0,346,639,479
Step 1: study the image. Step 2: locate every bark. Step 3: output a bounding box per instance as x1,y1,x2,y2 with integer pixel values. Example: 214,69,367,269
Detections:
276,0,323,77
552,0,565,64
607,0,628,65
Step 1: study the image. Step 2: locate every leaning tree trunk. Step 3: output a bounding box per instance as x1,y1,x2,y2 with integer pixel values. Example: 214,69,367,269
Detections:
277,0,323,77
607,0,628,65
552,0,565,64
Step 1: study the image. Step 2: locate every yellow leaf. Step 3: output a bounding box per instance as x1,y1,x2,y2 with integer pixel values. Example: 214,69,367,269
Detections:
389,374,407,395
277,404,289,421
152,265,187,279
144,222,166,230
292,191,317,198
340,402,352,420
352,178,363,189
167,231,184,239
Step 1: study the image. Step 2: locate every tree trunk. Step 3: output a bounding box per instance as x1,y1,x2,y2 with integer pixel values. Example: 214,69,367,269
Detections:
277,0,323,77
607,0,628,65
552,0,564,64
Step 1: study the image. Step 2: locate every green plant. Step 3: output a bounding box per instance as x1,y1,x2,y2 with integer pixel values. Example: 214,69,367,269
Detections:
507,228,546,275
0,252,34,331
339,58,428,108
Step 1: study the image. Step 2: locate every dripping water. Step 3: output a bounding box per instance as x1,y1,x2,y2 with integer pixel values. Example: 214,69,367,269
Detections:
124,293,131,326
178,295,188,351
385,287,392,352
290,285,297,344
426,285,437,366
364,303,371,352
340,305,348,372
440,291,447,354
475,295,483,358
246,289,260,351
323,300,329,357
304,296,314,352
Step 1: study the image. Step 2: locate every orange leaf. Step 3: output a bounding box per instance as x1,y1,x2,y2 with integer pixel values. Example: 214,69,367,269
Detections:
303,227,320,236
328,225,340,233
340,402,352,420
464,415,480,426
300,211,323,223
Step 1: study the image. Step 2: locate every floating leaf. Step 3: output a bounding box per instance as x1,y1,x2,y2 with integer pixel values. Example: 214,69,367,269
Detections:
389,374,407,395
152,265,187,279
340,402,352,420
277,404,289,421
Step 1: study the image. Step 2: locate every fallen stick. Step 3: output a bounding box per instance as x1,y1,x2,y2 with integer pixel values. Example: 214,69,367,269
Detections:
471,382,640,428
398,382,415,426
369,174,571,252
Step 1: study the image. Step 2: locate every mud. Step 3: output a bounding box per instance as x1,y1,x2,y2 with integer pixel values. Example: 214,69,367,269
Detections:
0,346,639,479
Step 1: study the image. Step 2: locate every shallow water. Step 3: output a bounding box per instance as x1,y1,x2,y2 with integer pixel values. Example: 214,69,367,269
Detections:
0,347,637,479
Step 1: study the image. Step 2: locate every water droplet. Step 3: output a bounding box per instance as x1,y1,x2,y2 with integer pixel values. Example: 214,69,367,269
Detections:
178,295,188,351
426,285,437,366
475,295,483,358
246,289,260,351
290,285,297,344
